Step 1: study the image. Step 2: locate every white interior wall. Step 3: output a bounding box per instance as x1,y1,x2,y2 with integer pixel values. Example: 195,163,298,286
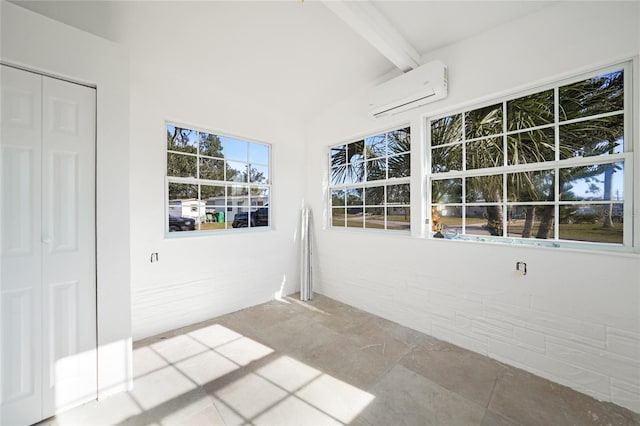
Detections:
306,2,640,412
0,1,132,397
128,60,306,341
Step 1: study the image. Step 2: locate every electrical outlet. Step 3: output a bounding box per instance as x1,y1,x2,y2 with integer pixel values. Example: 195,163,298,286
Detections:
151,252,159,263
516,261,527,275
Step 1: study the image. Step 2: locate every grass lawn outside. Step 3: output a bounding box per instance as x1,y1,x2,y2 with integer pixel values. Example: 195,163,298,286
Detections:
333,214,622,244
331,214,409,230
200,221,229,231
438,217,623,244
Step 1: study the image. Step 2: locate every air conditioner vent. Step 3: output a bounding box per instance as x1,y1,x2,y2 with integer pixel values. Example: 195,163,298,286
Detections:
368,60,448,118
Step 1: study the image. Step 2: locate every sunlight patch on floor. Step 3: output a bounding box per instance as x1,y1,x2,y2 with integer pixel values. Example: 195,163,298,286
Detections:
48,322,374,425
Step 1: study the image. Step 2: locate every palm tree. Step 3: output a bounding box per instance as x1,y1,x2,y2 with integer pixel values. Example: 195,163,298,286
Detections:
431,70,624,240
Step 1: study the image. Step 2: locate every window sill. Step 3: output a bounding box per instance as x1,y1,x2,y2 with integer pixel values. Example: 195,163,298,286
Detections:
164,226,273,239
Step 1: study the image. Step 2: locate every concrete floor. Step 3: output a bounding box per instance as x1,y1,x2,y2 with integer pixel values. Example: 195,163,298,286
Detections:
41,294,639,426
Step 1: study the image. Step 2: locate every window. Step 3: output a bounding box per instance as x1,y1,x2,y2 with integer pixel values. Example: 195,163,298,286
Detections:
329,127,411,231
166,124,270,233
428,64,632,248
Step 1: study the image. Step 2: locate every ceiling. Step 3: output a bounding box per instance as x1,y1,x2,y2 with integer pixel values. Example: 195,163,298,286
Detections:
12,1,556,122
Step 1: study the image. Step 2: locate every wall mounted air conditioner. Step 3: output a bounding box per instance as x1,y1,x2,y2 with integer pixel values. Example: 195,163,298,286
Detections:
368,60,448,118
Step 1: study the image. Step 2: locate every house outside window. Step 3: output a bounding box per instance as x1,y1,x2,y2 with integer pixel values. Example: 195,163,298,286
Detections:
329,127,411,231
166,123,270,233
427,63,632,249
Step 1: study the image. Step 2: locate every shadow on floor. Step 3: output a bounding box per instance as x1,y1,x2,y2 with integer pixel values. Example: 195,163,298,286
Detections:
39,294,640,426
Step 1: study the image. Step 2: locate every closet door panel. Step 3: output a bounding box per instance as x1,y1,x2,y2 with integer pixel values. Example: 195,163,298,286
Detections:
41,75,97,415
0,64,44,426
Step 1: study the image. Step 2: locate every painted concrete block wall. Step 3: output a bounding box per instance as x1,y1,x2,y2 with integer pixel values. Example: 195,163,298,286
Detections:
306,2,640,412
128,59,306,340
1,1,132,397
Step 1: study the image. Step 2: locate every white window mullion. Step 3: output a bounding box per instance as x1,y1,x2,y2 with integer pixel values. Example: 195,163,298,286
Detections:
461,113,467,234
554,86,560,162
502,101,508,236
462,113,467,173
553,86,560,241
554,167,559,241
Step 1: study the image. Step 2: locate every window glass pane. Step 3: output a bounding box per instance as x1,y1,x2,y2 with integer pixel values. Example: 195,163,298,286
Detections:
199,132,224,158
364,207,384,229
229,185,248,198
348,160,365,183
559,115,624,159
559,205,623,244
465,205,504,236
167,125,197,154
560,162,623,202
388,153,410,178
466,137,503,170
226,160,248,182
249,163,269,184
201,184,225,200
507,90,554,131
366,158,386,181
201,185,226,229
559,70,623,121
507,128,555,165
230,206,251,228
507,169,554,202
332,162,364,185
347,140,365,164
387,128,410,155
168,214,196,232
387,207,410,231
365,134,386,159
247,207,269,228
431,114,462,146
167,152,196,178
331,189,345,207
431,143,462,173
432,206,462,235
507,205,555,239
346,187,364,226
232,202,248,224
345,210,364,228
168,183,199,205
465,103,503,139
168,183,199,232
346,188,363,206
332,208,345,227
199,157,225,180
387,184,410,204
365,186,384,205
432,179,462,204
250,186,269,205
465,175,503,203
223,137,249,161
330,166,347,185
200,220,225,231
249,143,269,165
330,145,346,168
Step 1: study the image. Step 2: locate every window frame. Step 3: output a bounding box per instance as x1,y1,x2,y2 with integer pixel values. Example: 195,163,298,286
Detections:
165,121,272,236
426,61,634,251
328,125,412,232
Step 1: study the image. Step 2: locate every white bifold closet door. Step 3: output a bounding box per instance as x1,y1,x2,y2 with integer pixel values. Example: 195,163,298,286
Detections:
1,64,97,426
